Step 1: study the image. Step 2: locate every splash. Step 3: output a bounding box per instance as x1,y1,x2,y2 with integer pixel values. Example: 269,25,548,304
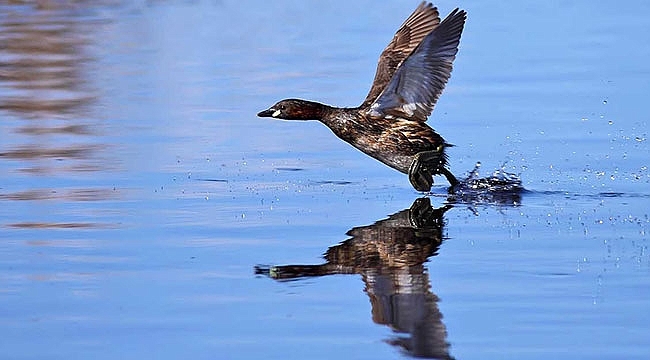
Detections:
448,162,524,205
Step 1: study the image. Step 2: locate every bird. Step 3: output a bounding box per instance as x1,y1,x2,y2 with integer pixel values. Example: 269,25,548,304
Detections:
258,2,466,192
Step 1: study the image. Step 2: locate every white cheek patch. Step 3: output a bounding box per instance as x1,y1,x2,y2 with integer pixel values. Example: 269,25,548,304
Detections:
272,109,281,117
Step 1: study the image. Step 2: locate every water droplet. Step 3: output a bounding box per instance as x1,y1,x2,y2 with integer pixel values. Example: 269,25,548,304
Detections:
603,99,608,104
608,120,614,125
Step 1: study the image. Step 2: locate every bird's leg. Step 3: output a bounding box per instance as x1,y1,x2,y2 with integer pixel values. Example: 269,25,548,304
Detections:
440,167,459,187
408,150,459,192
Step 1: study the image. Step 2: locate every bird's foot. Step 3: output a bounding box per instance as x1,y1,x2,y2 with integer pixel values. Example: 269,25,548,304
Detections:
408,151,459,192
408,152,434,192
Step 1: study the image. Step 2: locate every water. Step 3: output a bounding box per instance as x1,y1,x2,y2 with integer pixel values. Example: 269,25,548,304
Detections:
1,1,649,359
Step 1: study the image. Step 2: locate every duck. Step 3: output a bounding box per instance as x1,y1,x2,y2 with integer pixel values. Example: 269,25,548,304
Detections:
258,2,466,192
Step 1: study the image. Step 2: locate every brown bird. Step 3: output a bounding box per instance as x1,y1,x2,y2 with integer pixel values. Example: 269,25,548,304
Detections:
258,2,466,191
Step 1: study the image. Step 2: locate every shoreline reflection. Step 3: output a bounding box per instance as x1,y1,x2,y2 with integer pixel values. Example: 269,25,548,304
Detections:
0,2,106,175
0,3,119,229
256,198,454,359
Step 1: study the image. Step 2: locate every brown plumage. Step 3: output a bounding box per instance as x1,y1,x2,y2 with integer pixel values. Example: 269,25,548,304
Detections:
361,2,440,109
258,3,467,192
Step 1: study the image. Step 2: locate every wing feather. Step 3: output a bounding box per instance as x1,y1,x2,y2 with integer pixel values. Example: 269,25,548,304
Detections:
367,8,467,122
360,2,440,108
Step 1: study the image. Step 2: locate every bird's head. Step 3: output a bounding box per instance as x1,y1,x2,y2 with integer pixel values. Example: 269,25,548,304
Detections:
257,99,328,121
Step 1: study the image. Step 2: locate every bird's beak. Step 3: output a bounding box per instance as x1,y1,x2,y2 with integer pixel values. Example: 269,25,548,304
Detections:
257,108,278,118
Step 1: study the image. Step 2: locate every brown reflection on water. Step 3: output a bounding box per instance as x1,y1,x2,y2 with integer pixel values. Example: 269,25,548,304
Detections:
256,198,454,359
8,222,106,229
0,2,106,173
0,2,118,227
0,144,100,160
0,5,97,118
0,187,117,201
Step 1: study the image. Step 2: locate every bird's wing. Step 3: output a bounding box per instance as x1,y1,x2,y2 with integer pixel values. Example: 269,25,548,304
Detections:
360,2,440,108
366,8,466,123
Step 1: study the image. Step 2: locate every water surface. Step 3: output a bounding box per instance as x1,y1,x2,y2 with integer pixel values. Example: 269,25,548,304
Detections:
1,1,649,359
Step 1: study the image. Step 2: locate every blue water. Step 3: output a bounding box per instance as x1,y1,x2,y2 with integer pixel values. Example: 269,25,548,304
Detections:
1,1,649,359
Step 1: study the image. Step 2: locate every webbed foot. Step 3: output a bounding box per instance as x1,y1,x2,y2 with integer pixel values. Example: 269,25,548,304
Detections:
408,150,459,192
408,154,434,192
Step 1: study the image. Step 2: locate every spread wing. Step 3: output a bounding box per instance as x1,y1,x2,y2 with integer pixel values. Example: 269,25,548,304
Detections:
360,2,440,108
367,8,467,123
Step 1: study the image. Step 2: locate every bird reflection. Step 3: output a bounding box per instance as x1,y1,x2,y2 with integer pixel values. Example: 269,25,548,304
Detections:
256,198,454,359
